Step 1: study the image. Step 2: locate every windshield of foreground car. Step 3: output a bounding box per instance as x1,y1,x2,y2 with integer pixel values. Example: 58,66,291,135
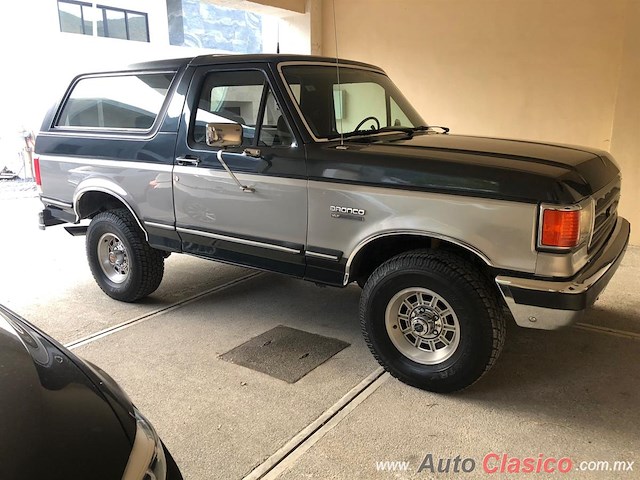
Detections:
281,64,426,140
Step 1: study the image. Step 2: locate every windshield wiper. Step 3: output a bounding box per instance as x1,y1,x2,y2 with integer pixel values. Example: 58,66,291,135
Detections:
327,125,450,141
373,125,450,135
412,125,450,134
424,125,451,135
332,126,417,140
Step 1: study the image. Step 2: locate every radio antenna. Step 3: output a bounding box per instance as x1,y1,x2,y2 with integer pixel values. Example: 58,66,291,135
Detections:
332,0,344,147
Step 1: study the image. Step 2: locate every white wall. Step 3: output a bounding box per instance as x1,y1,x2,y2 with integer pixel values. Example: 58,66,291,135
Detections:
0,0,225,175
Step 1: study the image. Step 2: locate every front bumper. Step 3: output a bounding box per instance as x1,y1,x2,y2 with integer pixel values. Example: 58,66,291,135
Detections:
121,409,183,480
496,217,630,330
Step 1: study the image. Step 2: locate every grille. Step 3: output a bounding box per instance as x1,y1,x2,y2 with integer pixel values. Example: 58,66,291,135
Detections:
589,179,620,253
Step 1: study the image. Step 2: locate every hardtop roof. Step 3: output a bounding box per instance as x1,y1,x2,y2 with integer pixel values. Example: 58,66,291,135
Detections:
126,54,384,72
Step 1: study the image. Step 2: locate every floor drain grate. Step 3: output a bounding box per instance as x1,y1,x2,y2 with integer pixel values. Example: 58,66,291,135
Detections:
220,325,350,383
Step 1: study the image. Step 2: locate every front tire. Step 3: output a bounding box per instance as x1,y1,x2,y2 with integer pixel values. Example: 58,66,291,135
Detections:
360,250,505,393
86,209,164,302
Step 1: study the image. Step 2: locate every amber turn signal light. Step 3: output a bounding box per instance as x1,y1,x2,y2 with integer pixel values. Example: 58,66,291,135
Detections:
540,209,580,248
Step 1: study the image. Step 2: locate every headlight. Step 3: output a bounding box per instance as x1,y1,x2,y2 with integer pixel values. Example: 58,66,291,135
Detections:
121,410,167,480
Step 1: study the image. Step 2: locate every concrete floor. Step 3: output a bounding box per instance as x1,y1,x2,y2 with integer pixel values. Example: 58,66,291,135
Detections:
1,191,638,479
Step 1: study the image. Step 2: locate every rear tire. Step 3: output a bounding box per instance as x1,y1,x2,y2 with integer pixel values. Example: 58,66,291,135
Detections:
360,249,505,392
86,209,164,302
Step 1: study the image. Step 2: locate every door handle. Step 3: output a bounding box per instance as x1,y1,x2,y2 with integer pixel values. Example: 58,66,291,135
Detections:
243,148,262,158
176,155,201,166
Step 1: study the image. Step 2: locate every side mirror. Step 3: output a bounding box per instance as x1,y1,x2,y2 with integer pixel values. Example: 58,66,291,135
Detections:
206,122,243,147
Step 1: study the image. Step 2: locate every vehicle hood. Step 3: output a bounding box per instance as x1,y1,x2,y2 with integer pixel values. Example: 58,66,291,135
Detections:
311,134,619,203
0,307,133,480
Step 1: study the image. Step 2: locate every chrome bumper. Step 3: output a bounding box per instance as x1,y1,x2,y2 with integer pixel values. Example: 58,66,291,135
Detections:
496,217,630,330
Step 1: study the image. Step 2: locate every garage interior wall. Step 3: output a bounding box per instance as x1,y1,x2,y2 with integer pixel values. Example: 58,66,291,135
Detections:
322,0,639,245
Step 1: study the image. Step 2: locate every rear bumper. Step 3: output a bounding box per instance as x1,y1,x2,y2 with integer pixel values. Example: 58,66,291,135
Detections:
496,217,630,330
39,205,75,230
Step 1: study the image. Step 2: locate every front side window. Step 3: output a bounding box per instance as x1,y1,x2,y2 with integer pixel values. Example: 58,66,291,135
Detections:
282,65,425,139
258,89,295,147
57,73,174,130
192,70,293,147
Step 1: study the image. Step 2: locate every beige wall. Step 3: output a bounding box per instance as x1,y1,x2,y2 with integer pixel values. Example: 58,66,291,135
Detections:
252,0,306,13
611,1,640,244
323,0,640,244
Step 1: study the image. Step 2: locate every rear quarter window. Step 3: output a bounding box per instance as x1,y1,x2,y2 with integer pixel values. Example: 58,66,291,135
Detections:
56,72,174,130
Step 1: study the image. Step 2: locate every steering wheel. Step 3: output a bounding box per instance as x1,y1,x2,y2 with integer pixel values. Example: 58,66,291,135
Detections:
353,116,381,132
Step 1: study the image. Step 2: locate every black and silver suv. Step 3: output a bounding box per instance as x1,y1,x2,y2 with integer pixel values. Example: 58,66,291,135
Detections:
36,54,630,392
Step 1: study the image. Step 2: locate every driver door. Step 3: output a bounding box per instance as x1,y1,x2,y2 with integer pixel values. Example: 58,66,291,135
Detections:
173,66,307,276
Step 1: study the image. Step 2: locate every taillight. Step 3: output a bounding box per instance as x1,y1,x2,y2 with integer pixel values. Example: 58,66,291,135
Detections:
34,156,41,186
538,202,594,250
540,209,580,247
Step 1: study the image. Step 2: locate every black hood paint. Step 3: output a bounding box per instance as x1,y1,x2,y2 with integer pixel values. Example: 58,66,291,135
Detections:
391,134,606,167
0,307,133,480
307,133,619,204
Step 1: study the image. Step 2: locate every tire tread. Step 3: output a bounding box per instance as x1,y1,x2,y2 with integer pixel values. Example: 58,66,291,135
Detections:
359,249,506,392
87,208,164,302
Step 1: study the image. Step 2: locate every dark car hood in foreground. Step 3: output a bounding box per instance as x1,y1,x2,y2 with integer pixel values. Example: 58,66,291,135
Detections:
310,133,619,203
0,307,133,480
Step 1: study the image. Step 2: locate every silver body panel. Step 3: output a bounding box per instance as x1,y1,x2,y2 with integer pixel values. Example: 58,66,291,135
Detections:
308,180,539,278
38,154,175,230
534,177,621,277
496,217,630,329
172,167,307,248
39,155,617,282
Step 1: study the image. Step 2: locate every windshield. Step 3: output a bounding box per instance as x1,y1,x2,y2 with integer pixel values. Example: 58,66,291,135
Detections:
281,65,425,139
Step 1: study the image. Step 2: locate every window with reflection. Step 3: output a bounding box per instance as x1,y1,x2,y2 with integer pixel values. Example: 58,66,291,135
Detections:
282,65,424,139
192,70,294,148
58,0,93,36
97,5,150,42
57,73,174,130
58,2,150,42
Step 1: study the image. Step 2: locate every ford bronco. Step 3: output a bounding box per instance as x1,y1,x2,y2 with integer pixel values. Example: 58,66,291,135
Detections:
36,55,630,392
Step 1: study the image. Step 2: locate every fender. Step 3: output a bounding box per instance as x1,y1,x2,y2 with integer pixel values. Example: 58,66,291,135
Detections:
73,179,149,241
344,229,494,285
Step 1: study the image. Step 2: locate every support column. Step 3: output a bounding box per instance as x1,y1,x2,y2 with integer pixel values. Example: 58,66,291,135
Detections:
277,0,322,54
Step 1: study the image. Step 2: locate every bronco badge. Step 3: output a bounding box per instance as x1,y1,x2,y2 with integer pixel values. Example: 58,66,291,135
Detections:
330,205,366,221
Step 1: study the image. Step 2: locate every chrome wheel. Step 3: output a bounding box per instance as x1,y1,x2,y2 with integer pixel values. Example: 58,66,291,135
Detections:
97,233,129,284
385,287,460,365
